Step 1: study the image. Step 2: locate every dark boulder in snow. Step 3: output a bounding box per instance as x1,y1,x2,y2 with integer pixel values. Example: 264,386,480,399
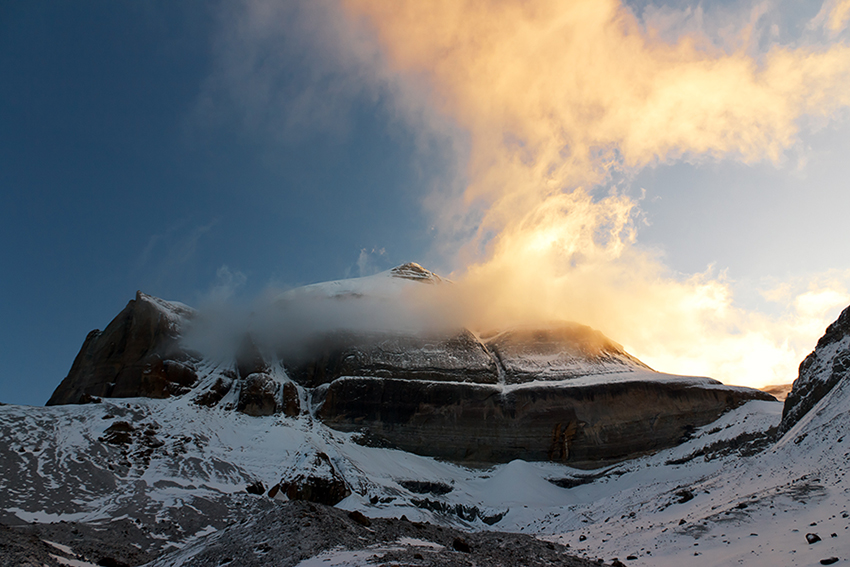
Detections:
781,304,850,434
347,510,372,526
271,451,351,506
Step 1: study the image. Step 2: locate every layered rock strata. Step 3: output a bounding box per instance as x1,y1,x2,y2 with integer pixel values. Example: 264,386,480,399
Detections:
316,374,769,467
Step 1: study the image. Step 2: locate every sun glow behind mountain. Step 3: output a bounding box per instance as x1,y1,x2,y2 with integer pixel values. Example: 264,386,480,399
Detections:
332,0,850,388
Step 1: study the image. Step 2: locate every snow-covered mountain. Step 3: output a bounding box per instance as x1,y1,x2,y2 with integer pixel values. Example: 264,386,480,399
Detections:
5,265,848,566
45,264,771,469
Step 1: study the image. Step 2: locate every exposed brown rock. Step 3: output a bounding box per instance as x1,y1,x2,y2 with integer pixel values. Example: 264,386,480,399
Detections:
47,292,196,406
347,510,371,527
316,376,774,468
282,381,301,417
452,537,472,553
100,421,136,445
237,373,280,417
192,377,234,407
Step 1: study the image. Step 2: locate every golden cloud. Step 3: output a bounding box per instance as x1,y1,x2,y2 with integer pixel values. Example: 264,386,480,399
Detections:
341,0,850,387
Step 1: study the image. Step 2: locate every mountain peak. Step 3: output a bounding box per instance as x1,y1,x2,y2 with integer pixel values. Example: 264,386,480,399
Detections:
389,262,444,283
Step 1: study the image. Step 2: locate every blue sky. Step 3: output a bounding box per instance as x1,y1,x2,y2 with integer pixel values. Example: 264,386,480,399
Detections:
0,2,437,404
2,0,850,405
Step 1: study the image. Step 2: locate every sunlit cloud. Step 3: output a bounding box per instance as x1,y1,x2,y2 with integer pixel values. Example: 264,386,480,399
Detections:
811,0,850,34
339,0,850,387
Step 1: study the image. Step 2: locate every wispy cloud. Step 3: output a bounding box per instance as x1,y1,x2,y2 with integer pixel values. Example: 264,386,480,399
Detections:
810,0,850,35
349,247,386,278
134,220,218,288
190,0,387,146
203,264,247,304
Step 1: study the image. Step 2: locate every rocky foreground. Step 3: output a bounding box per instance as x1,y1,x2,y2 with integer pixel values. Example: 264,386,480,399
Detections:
0,500,603,567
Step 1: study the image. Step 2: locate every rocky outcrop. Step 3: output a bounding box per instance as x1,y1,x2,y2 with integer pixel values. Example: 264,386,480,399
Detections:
781,304,850,434
192,376,234,407
237,373,281,417
282,381,301,417
269,451,351,506
143,500,601,567
47,292,198,406
235,336,270,379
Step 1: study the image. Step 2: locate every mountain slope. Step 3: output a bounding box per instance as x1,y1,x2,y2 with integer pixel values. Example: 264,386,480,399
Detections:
3,295,850,565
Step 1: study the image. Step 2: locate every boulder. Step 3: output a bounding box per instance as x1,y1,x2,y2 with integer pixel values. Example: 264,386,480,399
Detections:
271,451,351,506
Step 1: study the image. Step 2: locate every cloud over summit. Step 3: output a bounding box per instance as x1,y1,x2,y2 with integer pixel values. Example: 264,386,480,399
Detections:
338,0,850,387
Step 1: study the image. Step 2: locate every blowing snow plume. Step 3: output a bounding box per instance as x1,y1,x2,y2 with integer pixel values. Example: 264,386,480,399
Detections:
336,0,850,388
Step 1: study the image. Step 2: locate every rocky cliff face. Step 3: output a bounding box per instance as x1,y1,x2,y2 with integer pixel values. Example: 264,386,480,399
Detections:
780,304,850,434
316,374,769,467
46,264,774,466
47,292,199,406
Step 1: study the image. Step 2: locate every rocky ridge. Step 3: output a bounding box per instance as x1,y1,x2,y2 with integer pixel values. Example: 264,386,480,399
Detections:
781,304,850,434
47,291,198,406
